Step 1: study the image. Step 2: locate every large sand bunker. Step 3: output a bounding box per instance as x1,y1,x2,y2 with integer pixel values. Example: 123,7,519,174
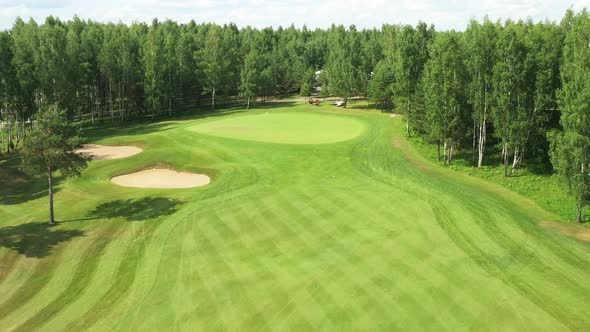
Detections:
76,144,142,160
111,168,210,189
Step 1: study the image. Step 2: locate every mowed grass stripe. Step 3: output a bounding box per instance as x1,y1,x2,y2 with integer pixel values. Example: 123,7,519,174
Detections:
40,225,135,331
262,190,349,330
12,223,122,331
437,190,590,305
429,202,574,330
242,194,317,331
0,229,90,329
278,188,404,329
303,188,458,330
312,169,560,330
0,254,37,307
102,209,200,332
63,219,164,331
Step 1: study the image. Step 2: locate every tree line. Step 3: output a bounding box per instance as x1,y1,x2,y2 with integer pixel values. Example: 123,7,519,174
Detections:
0,10,589,221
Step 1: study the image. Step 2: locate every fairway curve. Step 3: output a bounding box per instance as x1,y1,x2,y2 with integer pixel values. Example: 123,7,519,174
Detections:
76,144,142,160
4,108,590,331
111,168,210,188
188,112,365,144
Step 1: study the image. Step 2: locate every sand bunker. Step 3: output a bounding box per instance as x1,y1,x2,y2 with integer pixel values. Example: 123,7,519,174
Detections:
111,168,210,189
76,144,142,160
389,113,401,118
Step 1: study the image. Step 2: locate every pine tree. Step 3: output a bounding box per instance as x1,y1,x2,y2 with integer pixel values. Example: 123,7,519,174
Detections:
20,106,88,224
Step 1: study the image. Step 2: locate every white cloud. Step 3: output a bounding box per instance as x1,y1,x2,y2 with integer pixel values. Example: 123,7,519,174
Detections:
0,0,584,30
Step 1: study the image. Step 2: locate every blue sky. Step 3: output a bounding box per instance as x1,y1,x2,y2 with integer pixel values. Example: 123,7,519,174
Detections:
0,0,588,30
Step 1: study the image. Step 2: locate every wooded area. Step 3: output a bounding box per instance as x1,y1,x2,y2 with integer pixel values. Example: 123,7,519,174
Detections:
0,10,589,221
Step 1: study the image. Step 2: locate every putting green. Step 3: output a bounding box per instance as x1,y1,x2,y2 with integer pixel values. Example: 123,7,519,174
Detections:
188,112,365,144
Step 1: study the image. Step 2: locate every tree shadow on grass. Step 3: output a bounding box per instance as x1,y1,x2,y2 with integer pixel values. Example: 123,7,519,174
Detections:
0,153,62,205
85,197,184,222
0,222,85,258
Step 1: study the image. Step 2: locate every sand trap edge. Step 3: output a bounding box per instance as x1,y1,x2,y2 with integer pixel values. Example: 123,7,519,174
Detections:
111,168,211,189
76,144,143,160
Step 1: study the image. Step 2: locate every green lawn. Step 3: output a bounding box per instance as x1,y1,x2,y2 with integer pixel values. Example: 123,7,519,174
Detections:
189,112,366,144
1,102,590,331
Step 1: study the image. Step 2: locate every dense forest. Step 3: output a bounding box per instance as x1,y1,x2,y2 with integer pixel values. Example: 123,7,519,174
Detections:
0,10,589,221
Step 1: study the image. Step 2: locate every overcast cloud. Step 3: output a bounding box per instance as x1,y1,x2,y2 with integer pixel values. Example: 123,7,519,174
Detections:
0,0,589,30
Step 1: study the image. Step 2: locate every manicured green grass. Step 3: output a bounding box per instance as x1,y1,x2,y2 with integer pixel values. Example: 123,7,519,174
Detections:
188,112,365,144
1,102,590,331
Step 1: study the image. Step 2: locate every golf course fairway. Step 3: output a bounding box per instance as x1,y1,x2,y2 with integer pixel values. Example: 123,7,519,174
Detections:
1,104,590,331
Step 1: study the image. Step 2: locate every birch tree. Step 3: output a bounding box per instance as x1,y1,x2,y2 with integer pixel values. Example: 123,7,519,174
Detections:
464,18,498,167
549,10,590,223
393,23,434,136
492,22,529,176
424,31,468,164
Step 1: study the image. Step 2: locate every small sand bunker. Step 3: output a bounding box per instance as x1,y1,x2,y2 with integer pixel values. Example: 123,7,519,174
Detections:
76,144,142,160
389,113,401,118
111,168,210,189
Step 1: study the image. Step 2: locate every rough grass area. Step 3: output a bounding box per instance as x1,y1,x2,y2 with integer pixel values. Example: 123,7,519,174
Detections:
1,102,590,331
407,131,590,223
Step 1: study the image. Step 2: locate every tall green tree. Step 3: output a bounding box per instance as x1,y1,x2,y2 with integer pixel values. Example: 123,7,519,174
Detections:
393,23,434,136
196,25,238,110
143,19,166,117
239,49,262,109
492,22,530,176
20,106,88,224
368,60,395,110
464,18,498,167
11,18,39,138
424,31,469,164
0,30,18,153
549,10,590,223
325,25,359,107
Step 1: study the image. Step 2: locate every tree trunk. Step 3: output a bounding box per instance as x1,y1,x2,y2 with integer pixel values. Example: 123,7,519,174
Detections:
503,144,509,177
15,117,19,144
0,118,3,153
478,88,488,168
511,147,521,175
443,141,448,165
406,98,410,137
22,112,26,142
477,119,486,168
109,82,114,122
437,140,441,161
472,119,477,166
169,71,172,117
211,86,216,111
7,120,11,153
119,81,124,121
91,89,95,125
577,202,583,224
246,97,250,110
48,167,55,225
